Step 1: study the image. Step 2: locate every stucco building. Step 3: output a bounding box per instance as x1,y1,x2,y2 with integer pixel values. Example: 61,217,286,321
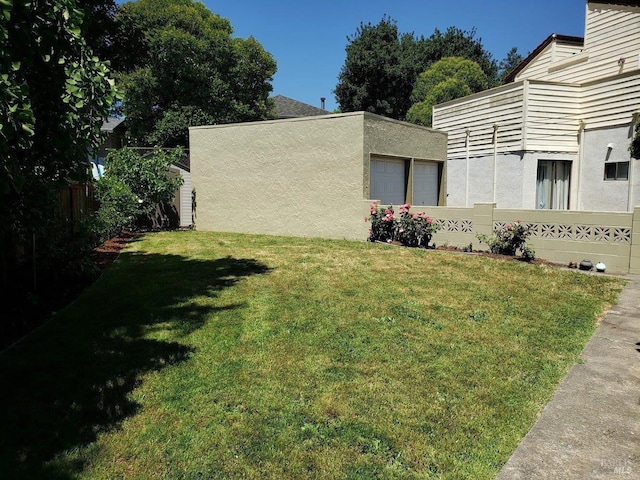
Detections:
190,112,447,239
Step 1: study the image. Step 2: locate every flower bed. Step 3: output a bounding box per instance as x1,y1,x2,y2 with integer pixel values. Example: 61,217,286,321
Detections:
366,202,440,248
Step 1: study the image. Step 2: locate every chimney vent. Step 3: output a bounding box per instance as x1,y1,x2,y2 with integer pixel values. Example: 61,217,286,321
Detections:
321,97,326,110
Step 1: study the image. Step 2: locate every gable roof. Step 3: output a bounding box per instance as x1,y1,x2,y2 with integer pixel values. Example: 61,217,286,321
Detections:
505,33,584,83
101,116,126,133
272,95,327,119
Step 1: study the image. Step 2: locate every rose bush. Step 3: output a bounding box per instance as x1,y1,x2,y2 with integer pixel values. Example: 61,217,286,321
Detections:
367,202,440,248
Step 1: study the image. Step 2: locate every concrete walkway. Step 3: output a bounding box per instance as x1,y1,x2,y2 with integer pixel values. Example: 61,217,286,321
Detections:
496,275,640,479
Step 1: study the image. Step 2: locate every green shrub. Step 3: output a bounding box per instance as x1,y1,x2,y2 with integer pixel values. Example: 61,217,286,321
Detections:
92,177,140,242
91,147,184,240
477,221,535,261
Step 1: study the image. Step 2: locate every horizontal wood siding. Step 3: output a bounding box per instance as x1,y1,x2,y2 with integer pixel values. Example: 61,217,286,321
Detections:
522,3,640,84
516,45,555,81
433,84,524,157
525,81,581,152
581,73,640,129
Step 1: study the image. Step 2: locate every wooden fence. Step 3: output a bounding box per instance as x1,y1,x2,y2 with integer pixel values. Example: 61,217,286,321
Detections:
59,183,96,234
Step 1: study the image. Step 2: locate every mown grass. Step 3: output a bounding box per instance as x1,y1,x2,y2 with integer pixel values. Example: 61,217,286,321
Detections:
0,231,625,479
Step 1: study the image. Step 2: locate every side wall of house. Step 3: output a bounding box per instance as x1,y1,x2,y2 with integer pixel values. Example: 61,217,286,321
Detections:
190,113,369,240
445,151,579,210
580,124,640,212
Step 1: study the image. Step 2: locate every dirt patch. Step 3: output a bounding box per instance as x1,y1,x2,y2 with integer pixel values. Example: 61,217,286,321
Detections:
89,231,141,270
435,245,566,268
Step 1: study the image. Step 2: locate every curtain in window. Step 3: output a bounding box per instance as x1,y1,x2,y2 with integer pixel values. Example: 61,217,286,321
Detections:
536,162,552,209
536,160,570,210
552,161,570,209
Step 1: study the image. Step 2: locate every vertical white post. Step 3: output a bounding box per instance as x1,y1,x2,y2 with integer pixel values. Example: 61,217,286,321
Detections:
465,128,470,207
492,124,499,204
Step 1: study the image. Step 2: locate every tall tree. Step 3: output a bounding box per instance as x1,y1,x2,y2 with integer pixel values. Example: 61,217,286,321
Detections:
0,0,117,290
499,47,524,84
417,27,499,87
115,0,277,147
334,18,498,120
76,0,118,62
407,57,488,127
334,16,420,119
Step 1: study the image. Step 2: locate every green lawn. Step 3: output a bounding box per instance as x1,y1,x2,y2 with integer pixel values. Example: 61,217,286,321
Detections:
0,231,625,479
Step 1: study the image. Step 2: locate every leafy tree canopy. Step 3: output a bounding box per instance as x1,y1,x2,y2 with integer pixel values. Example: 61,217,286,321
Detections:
407,57,488,127
116,0,277,147
418,27,499,87
334,16,419,119
0,0,117,225
76,0,119,62
334,18,499,120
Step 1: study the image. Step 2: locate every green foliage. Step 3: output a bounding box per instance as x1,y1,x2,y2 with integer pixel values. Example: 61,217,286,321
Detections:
0,0,117,289
410,57,488,103
95,147,184,232
0,0,117,195
335,20,498,119
499,47,524,83
407,57,487,127
93,176,140,241
477,221,535,261
115,0,277,147
76,0,118,61
334,16,418,119
422,27,499,86
630,122,640,159
367,202,440,247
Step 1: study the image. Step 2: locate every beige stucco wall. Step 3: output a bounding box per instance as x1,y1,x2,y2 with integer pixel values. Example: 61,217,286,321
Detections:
190,112,447,240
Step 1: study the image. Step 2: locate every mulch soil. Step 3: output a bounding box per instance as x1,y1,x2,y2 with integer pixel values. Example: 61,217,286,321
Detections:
89,231,140,270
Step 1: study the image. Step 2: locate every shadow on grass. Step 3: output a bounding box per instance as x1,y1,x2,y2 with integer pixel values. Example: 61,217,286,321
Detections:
0,250,270,479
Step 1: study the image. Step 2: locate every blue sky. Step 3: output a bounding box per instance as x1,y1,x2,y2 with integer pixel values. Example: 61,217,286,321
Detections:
161,1,588,112
206,0,587,112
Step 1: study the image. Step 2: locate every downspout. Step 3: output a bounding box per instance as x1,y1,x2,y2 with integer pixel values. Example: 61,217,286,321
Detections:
465,128,471,207
577,120,585,210
492,124,499,204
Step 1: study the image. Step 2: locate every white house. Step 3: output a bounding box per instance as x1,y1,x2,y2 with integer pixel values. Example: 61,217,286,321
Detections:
432,0,640,212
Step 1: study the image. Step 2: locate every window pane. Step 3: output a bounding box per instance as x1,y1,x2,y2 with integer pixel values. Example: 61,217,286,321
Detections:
604,163,617,180
617,161,629,180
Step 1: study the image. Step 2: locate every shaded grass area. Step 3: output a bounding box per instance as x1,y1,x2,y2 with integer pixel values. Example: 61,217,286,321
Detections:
0,231,625,479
